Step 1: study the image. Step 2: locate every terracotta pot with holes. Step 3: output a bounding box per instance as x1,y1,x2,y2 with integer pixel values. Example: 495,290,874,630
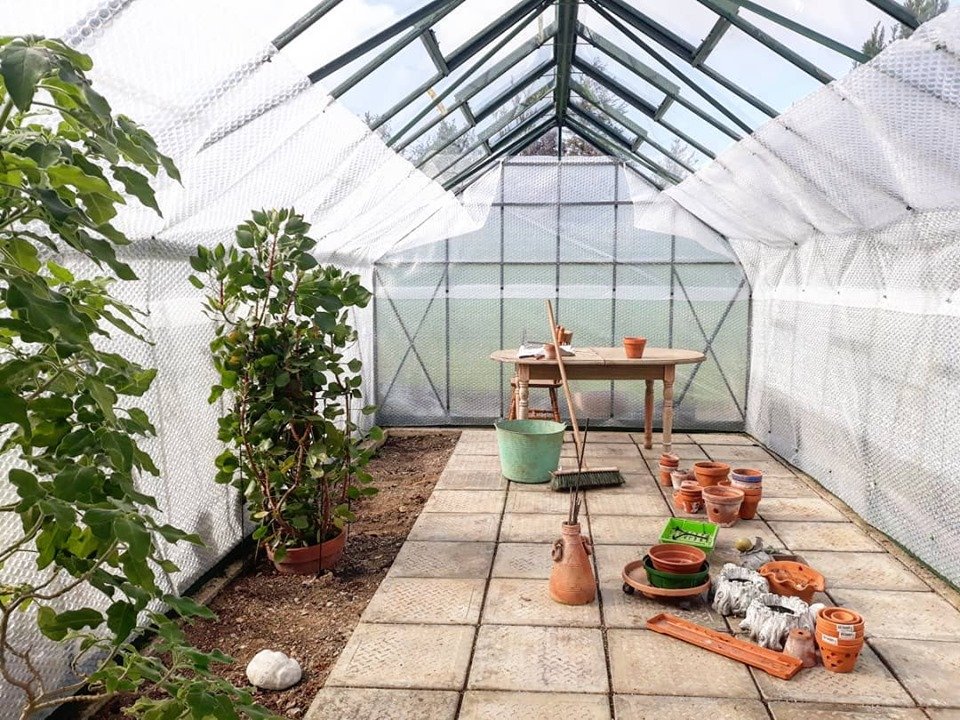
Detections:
549,522,596,605
815,629,864,673
701,485,744,527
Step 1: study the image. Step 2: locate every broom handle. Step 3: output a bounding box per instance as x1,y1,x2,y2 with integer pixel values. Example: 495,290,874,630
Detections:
546,300,583,459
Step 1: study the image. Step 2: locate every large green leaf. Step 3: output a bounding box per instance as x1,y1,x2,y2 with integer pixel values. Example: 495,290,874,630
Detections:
37,606,103,641
113,166,161,215
0,41,52,110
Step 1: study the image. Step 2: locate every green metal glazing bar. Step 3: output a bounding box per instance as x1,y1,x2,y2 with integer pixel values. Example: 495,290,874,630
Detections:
390,24,555,150
309,0,465,83
445,0,551,70
567,112,681,184
443,117,558,190
568,105,633,153
376,13,552,135
570,80,647,143
694,0,834,83
554,0,579,122
692,16,733,66
723,0,868,63
590,0,777,120
421,80,554,170
433,102,555,177
578,24,742,140
864,0,920,29
420,29,449,74
596,0,695,59
273,0,344,49
329,1,466,97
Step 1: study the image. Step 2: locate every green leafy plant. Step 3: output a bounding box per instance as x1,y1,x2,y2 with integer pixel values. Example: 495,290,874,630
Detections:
191,209,379,560
0,35,274,719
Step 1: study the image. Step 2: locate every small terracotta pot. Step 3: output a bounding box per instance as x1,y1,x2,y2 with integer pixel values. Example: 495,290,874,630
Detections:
783,628,818,668
623,337,647,358
648,543,707,574
701,485,744,527
673,490,703,514
736,485,762,520
670,470,688,490
731,467,763,484
693,461,731,487
660,453,680,467
542,343,557,359
549,522,596,605
267,528,346,575
816,630,864,673
816,607,865,639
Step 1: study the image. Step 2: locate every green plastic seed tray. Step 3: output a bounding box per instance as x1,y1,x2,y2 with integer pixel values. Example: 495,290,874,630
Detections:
659,518,718,553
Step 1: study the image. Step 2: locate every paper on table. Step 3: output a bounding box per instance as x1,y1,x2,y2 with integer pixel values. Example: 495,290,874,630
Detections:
517,342,574,358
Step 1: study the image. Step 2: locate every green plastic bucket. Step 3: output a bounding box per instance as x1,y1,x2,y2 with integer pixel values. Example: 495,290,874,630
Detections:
494,419,566,484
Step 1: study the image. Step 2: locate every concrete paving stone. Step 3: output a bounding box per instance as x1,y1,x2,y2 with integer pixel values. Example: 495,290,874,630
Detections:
752,643,913,706
702,444,775,462
459,429,496,443
589,515,667,545
688,433,757,445
452,441,500,456
562,443,642,459
601,583,726,631
719,459,797,477
826,589,960,641
482,578,601,627
615,695,769,720
754,474,819,498
767,702,927,720
712,518,780,550
360,578,485,625
758,497,847,523
593,544,648,584
305,687,459,720
387,541,495,579
770,521,882,552
629,431,695,445
443,454,501,474
506,478,553,492
407,512,501,542
800,551,929,591
640,443,709,460
435,467,507,491
586,491,670,516
608,628,759,697
460,691,612,720
568,430,636,444
468,625,608,693
871,638,960,707
325,622,474,690
491,543,554,579
424,490,505,514
556,455,650,473
506,491,570,514
500,513,589,543
589,471,659,495
927,711,960,719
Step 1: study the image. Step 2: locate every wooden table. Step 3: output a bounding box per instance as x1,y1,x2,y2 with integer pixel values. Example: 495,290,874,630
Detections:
490,347,706,453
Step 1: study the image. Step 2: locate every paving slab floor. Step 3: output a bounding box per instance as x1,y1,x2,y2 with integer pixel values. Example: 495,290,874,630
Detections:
307,431,960,719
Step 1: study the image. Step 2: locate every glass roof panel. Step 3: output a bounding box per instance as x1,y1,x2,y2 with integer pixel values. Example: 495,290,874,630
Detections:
629,0,724,47
333,40,435,119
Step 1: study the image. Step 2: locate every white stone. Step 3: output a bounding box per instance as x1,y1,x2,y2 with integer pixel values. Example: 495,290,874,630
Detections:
246,649,302,690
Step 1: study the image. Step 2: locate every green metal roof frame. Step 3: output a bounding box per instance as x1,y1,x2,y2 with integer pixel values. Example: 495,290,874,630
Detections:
273,0,921,192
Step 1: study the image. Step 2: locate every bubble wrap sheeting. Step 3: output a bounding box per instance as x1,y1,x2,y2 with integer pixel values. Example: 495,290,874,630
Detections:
375,158,750,429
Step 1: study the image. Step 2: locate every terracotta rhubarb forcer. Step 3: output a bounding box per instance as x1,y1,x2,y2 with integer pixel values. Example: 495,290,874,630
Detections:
267,528,346,575
693,461,731,487
550,522,596,605
759,561,826,604
701,485,744,527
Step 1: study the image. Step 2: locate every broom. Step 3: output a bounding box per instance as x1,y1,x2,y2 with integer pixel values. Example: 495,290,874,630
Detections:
546,299,624,490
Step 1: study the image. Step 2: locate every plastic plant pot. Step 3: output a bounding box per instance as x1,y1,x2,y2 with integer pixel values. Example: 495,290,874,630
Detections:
643,555,710,588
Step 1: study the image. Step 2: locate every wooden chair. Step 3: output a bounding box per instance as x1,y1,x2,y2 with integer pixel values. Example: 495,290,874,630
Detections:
508,376,562,423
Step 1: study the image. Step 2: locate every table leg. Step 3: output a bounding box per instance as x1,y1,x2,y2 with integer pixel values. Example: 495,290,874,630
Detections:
517,365,530,420
644,380,654,449
662,366,675,454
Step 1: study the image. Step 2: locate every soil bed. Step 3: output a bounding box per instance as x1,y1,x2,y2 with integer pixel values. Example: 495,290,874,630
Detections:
92,431,460,719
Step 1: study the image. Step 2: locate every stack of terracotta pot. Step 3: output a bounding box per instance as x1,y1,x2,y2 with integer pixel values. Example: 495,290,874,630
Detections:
701,485,745,527
672,480,703,514
730,467,763,519
693,461,730,486
658,453,680,487
815,607,865,673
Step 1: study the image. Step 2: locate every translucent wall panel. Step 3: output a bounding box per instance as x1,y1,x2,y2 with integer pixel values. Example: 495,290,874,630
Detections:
376,157,749,428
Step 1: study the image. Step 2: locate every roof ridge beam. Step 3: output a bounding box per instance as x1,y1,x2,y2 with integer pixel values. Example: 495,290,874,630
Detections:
554,0,579,122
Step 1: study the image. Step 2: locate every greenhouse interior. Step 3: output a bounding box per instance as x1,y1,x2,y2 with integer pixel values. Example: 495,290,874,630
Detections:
2,0,960,718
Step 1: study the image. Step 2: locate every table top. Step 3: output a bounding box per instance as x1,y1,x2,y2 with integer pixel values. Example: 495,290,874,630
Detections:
490,347,706,366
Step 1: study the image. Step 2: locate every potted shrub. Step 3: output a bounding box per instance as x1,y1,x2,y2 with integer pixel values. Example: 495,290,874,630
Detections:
191,208,379,574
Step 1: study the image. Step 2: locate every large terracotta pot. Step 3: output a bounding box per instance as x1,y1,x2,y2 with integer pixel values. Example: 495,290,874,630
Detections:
693,461,731,487
267,528,346,575
701,485,744,527
549,522,596,605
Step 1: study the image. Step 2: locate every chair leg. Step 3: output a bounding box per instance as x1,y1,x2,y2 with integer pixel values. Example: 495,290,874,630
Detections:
509,385,518,420
549,387,561,423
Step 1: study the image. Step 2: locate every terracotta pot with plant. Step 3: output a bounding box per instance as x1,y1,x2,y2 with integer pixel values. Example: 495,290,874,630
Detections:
193,209,380,574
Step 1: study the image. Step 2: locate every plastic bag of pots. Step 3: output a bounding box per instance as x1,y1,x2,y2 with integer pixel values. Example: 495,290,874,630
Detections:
712,563,769,617
740,594,821,651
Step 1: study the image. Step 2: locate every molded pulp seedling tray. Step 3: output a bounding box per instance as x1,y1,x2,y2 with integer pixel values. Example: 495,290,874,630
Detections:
646,613,803,680
659,518,718,553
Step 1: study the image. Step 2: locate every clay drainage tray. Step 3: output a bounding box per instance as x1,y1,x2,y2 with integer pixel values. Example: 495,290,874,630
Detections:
646,613,804,680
